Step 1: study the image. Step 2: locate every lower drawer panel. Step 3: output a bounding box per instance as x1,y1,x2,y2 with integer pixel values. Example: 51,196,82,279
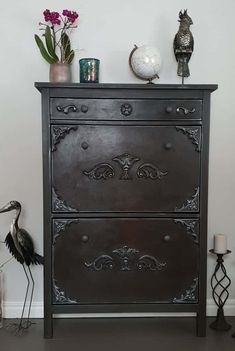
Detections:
52,218,199,304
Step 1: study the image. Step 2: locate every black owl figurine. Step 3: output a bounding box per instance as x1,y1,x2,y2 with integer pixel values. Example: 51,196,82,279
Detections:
174,10,194,83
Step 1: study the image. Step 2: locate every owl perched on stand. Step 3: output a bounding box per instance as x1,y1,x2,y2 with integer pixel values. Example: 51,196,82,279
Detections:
174,10,194,82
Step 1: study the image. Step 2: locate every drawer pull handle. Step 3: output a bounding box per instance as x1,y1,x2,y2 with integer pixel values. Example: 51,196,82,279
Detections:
165,106,173,113
164,235,171,242
81,105,89,113
81,235,89,243
176,107,196,115
164,143,172,150
56,104,78,114
121,103,133,116
81,142,89,150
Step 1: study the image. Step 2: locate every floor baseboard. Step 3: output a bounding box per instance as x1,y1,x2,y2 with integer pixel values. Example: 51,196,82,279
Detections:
3,299,235,318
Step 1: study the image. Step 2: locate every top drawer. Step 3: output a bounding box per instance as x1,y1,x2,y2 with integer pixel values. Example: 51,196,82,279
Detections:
50,98,202,120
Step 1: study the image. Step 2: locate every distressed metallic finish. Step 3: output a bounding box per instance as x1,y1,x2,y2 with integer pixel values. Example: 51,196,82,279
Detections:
174,219,199,243
173,10,194,79
51,126,78,152
173,278,198,303
52,187,77,212
175,187,199,212
176,126,201,152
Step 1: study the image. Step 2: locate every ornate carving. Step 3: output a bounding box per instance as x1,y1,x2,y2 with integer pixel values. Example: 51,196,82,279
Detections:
112,153,140,180
173,278,198,303
176,126,201,151
84,255,114,271
137,255,167,271
174,219,199,243
84,245,167,272
112,246,139,271
83,163,115,180
51,126,77,152
56,104,78,114
120,103,133,116
53,280,77,304
53,219,78,244
137,163,168,180
175,187,199,212
176,107,196,115
52,187,77,212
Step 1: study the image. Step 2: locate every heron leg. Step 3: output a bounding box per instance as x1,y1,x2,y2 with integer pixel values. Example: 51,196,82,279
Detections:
23,266,35,329
18,264,30,330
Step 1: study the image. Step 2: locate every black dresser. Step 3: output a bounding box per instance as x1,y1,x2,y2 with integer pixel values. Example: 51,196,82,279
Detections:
35,83,217,338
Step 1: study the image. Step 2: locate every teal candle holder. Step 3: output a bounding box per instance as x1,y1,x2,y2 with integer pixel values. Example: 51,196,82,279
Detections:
79,58,100,83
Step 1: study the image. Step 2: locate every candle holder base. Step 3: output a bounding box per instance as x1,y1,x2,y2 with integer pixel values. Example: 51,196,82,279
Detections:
210,307,231,331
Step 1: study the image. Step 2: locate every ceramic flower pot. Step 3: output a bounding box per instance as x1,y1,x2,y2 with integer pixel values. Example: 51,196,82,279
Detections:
49,63,72,83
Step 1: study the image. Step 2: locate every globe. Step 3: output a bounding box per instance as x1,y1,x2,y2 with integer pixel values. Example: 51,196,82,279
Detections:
129,45,162,83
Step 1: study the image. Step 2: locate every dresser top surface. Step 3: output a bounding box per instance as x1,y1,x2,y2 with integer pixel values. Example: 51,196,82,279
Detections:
35,82,218,92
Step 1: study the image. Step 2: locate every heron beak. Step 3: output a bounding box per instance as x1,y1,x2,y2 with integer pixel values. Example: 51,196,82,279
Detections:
0,203,12,214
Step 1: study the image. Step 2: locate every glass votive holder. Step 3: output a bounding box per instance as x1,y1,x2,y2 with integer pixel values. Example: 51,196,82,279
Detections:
79,58,100,83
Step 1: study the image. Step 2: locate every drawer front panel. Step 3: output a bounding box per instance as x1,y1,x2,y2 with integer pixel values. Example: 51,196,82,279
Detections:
52,218,199,304
50,98,202,120
51,125,201,213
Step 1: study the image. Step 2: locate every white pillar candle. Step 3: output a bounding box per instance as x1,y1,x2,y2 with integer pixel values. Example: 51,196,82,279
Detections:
214,234,227,254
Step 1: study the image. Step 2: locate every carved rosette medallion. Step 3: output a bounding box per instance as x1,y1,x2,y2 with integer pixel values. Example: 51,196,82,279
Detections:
173,278,198,303
52,187,77,212
84,245,167,272
53,280,77,304
174,219,199,243
176,126,201,152
51,126,78,152
175,187,199,212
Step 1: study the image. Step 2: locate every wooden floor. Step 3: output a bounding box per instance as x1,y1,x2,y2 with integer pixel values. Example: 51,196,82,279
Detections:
0,317,234,351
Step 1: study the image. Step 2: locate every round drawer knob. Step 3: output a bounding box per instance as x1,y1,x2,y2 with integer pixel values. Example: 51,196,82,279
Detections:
165,106,173,113
81,235,89,243
164,143,172,150
81,142,89,150
164,235,171,242
81,105,89,113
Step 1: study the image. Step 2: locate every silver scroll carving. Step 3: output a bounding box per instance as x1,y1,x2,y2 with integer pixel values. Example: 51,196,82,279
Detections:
174,219,199,243
173,278,198,303
83,163,115,180
175,187,199,212
53,280,77,304
137,163,168,180
176,126,201,152
84,245,167,272
52,187,77,212
51,126,78,152
83,153,167,181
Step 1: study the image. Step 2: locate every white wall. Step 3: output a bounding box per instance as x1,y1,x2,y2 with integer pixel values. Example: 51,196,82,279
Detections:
0,0,235,317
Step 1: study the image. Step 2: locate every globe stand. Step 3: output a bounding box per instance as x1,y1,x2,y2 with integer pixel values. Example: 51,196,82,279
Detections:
209,249,231,331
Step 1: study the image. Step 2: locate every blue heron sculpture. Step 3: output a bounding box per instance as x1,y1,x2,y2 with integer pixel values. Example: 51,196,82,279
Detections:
0,200,43,332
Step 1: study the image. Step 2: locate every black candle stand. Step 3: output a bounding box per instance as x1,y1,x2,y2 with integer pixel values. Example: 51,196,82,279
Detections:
209,249,232,331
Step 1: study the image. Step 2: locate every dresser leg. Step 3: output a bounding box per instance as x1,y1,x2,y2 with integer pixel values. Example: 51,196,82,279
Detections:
44,313,53,338
196,311,206,337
